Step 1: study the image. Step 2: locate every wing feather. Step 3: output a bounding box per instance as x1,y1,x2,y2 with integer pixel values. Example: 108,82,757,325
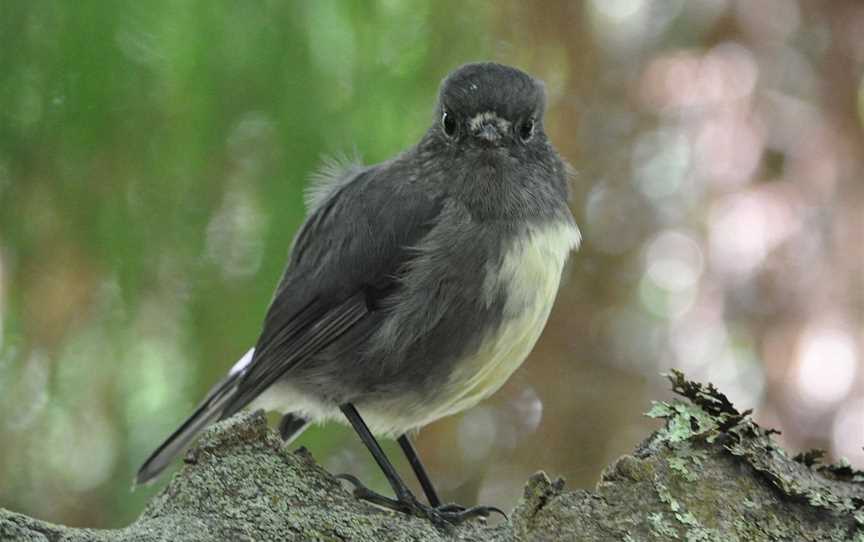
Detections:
220,293,368,418
223,161,444,417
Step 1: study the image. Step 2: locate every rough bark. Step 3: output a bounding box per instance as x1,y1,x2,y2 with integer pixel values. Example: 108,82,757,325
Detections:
2,372,863,541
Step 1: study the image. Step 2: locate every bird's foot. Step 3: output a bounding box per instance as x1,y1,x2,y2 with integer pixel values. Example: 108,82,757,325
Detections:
336,474,504,527
436,502,507,520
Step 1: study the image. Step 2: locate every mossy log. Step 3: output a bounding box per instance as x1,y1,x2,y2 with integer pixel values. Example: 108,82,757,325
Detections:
2,371,863,541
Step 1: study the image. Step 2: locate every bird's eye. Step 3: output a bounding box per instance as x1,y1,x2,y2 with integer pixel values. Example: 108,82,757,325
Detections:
442,111,457,138
518,119,535,142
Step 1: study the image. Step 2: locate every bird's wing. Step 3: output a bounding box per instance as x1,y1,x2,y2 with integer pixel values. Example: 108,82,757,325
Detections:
220,165,443,418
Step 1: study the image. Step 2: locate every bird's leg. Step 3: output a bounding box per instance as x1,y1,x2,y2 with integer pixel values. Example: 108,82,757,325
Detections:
338,404,501,526
338,404,416,505
397,433,507,519
397,434,441,507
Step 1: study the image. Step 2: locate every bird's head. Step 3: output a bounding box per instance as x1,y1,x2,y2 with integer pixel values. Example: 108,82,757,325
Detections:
433,62,547,153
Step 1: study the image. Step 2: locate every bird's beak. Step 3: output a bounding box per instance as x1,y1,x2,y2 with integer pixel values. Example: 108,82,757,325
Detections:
473,121,501,143
468,112,507,145
474,121,501,143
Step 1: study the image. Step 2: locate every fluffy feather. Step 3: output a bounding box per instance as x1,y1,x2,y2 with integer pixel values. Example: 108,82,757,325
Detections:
304,152,364,213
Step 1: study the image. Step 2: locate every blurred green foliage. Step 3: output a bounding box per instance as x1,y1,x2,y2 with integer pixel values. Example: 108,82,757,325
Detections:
0,1,490,527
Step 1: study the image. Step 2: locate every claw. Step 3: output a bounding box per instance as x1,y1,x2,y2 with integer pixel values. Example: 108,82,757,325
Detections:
336,473,503,526
438,503,508,520
336,474,404,509
335,473,364,489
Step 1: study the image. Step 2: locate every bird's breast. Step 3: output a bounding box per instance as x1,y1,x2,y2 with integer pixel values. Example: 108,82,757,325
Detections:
432,218,581,420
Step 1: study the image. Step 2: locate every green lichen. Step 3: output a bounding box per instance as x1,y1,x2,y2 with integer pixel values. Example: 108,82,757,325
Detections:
684,526,721,542
648,512,679,539
655,479,679,512
821,457,864,483
667,456,698,483
653,470,720,542
646,400,719,444
675,511,699,527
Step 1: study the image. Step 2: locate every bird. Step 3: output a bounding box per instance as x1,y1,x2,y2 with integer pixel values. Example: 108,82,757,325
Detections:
136,61,580,526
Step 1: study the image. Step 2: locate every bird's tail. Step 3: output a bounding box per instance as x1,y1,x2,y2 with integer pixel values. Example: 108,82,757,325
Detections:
135,348,255,486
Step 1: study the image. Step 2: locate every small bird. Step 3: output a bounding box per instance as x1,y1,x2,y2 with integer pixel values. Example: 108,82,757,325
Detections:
137,62,580,525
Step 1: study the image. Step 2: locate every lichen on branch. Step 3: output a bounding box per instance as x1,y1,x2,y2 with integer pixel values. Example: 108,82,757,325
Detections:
2,371,863,541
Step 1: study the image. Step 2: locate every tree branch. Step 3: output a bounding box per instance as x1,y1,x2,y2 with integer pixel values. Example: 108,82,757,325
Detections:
2,371,863,541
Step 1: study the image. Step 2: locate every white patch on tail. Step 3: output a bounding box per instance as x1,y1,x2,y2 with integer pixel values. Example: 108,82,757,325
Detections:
229,348,255,376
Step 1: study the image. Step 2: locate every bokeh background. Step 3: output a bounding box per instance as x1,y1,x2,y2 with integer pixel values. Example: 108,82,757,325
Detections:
1,0,862,529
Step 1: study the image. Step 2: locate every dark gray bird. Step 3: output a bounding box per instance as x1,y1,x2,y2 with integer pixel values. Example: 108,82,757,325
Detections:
137,62,580,525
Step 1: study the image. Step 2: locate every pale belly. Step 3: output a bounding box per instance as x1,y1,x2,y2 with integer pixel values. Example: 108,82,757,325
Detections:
421,220,580,423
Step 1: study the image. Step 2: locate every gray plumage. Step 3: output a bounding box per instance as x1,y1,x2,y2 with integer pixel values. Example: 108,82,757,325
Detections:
137,62,579,485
